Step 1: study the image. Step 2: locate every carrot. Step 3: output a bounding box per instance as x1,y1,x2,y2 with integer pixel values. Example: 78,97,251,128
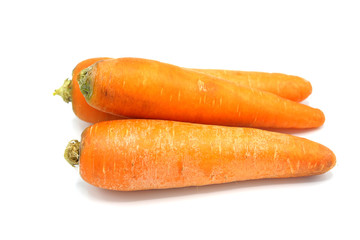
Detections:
78,57,324,128
65,119,336,191
54,57,121,123
190,68,312,102
55,57,311,123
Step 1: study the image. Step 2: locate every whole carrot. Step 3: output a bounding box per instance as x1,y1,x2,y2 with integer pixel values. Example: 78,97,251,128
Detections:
54,57,121,123
65,120,336,191
78,57,324,128
190,68,312,102
55,58,311,123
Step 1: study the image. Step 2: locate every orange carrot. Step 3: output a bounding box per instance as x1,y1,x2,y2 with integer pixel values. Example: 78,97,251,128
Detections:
78,57,324,128
55,58,311,123
190,68,312,102
65,119,336,191
54,57,121,123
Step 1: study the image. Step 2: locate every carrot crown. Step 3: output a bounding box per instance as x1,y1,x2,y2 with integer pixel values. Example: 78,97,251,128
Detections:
64,140,80,167
78,66,93,100
54,79,72,103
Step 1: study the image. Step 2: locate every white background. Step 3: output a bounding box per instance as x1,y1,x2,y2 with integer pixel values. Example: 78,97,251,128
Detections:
1,0,359,239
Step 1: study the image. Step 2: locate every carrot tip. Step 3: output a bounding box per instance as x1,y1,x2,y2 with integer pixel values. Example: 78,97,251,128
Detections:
64,140,80,167
78,66,93,100
54,78,72,103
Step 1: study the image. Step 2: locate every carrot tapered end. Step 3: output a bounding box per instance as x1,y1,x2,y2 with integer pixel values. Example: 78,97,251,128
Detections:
316,145,336,175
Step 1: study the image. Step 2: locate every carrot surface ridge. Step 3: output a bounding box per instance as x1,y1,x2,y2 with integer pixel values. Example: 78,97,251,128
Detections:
190,68,312,102
69,119,335,191
79,58,324,129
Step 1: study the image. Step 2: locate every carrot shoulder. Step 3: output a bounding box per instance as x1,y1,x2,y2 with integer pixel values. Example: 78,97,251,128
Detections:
78,58,324,129
65,119,336,191
54,57,121,123
190,68,312,102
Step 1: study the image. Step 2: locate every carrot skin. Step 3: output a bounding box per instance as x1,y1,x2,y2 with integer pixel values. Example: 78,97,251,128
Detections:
190,69,312,102
79,120,335,191
79,58,324,129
